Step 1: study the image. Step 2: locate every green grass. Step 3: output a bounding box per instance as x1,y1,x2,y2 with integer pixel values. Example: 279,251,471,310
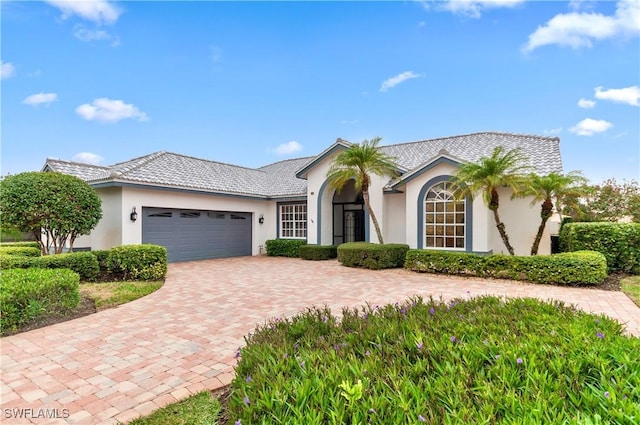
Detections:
621,275,640,307
128,391,221,425
81,280,163,310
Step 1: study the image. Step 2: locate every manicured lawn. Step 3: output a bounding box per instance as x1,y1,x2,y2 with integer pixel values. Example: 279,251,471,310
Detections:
128,391,220,425
81,280,163,310
621,275,640,307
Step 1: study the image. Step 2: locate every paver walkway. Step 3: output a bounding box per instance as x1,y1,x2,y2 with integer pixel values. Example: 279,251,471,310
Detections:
1,257,639,424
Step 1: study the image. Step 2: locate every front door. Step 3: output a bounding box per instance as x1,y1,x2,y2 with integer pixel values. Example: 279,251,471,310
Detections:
344,210,365,243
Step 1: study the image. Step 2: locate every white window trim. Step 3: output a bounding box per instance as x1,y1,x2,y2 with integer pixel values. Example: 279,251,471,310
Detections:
279,203,307,239
423,182,466,251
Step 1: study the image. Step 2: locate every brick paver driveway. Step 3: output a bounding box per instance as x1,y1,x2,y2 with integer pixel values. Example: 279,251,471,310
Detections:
2,257,639,424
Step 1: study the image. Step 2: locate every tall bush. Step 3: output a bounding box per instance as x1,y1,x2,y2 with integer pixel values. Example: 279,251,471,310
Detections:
560,222,640,273
0,172,102,255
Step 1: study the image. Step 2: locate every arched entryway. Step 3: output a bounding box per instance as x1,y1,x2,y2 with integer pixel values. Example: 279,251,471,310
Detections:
332,180,365,245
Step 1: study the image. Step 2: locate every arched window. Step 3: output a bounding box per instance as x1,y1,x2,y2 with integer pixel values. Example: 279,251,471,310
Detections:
424,181,465,249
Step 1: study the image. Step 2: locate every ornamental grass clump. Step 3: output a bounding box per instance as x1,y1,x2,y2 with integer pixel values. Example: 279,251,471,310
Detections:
230,296,639,424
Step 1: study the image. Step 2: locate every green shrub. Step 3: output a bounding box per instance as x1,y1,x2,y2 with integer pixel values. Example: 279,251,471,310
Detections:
91,250,111,272
0,246,41,257
107,244,167,280
0,241,39,249
230,296,639,424
405,250,607,285
299,245,337,260
0,268,80,335
0,252,99,280
560,222,640,273
265,239,307,257
337,242,409,270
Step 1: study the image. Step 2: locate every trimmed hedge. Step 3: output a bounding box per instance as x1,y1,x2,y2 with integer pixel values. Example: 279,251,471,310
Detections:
560,222,640,274
405,250,608,285
0,241,39,249
265,239,307,258
0,268,80,335
299,244,337,261
0,246,41,257
0,252,99,280
337,242,410,270
107,244,167,280
91,250,111,272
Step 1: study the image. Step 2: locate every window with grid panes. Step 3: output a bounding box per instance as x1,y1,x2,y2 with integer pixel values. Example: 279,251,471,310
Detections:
424,182,465,250
279,204,307,239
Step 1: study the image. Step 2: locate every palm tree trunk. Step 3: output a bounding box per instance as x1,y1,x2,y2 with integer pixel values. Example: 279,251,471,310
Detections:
489,189,514,255
492,208,514,255
362,189,384,244
531,198,554,256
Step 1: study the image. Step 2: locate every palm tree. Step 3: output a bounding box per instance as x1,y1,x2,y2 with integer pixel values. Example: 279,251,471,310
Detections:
326,137,399,244
525,171,588,255
452,146,530,255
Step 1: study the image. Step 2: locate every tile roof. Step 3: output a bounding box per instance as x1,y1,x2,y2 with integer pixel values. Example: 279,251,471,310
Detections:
44,132,562,198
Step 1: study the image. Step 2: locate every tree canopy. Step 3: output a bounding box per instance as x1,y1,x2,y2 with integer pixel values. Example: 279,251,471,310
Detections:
326,137,398,244
0,172,102,254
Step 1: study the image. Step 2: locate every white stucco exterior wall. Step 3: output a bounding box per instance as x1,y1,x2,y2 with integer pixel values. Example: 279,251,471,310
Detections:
75,187,123,250
490,188,555,255
86,185,278,255
383,192,406,244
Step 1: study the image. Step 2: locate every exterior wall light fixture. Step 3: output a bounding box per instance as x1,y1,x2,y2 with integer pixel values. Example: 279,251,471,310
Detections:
130,207,138,222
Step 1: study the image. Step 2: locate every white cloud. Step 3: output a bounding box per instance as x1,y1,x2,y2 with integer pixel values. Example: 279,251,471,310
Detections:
594,85,640,106
72,152,104,165
544,127,563,135
73,24,119,46
1,61,15,79
433,0,525,19
22,92,58,106
569,118,613,136
75,98,149,123
274,141,302,155
577,98,596,108
45,0,121,25
380,71,421,92
523,0,640,52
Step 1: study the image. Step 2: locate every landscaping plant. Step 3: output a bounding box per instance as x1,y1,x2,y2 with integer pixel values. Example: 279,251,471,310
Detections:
326,137,399,244
230,296,639,424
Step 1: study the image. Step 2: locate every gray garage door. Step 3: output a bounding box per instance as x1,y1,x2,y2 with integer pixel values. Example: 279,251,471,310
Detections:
142,207,252,262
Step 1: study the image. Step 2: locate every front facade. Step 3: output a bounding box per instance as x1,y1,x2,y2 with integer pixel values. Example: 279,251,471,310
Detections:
44,132,563,262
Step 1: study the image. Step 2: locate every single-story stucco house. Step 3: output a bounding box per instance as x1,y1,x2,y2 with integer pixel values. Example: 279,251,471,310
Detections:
43,132,563,262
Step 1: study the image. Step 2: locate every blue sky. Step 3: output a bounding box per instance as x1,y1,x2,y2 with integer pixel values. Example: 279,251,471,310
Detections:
2,0,639,183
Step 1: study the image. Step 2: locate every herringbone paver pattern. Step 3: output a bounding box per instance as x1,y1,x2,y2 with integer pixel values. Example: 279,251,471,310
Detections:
1,257,639,424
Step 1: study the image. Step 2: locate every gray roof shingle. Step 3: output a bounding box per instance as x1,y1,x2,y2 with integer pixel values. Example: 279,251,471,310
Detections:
43,132,562,198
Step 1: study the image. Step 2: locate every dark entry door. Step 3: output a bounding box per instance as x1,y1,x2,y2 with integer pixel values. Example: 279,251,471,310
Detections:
344,210,365,243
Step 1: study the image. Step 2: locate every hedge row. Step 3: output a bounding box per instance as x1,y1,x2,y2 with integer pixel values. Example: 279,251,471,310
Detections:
0,241,39,249
0,252,99,280
0,268,80,335
0,246,41,257
405,250,607,285
338,242,410,270
299,244,337,260
0,244,167,281
265,239,307,258
106,245,167,280
560,222,640,274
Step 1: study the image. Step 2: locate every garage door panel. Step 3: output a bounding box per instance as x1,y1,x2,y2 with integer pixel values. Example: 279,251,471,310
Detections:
142,207,252,262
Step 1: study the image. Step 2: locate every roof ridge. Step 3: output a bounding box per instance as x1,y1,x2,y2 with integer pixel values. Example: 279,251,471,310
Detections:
45,158,111,170
110,151,168,175
383,131,559,149
258,155,316,169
